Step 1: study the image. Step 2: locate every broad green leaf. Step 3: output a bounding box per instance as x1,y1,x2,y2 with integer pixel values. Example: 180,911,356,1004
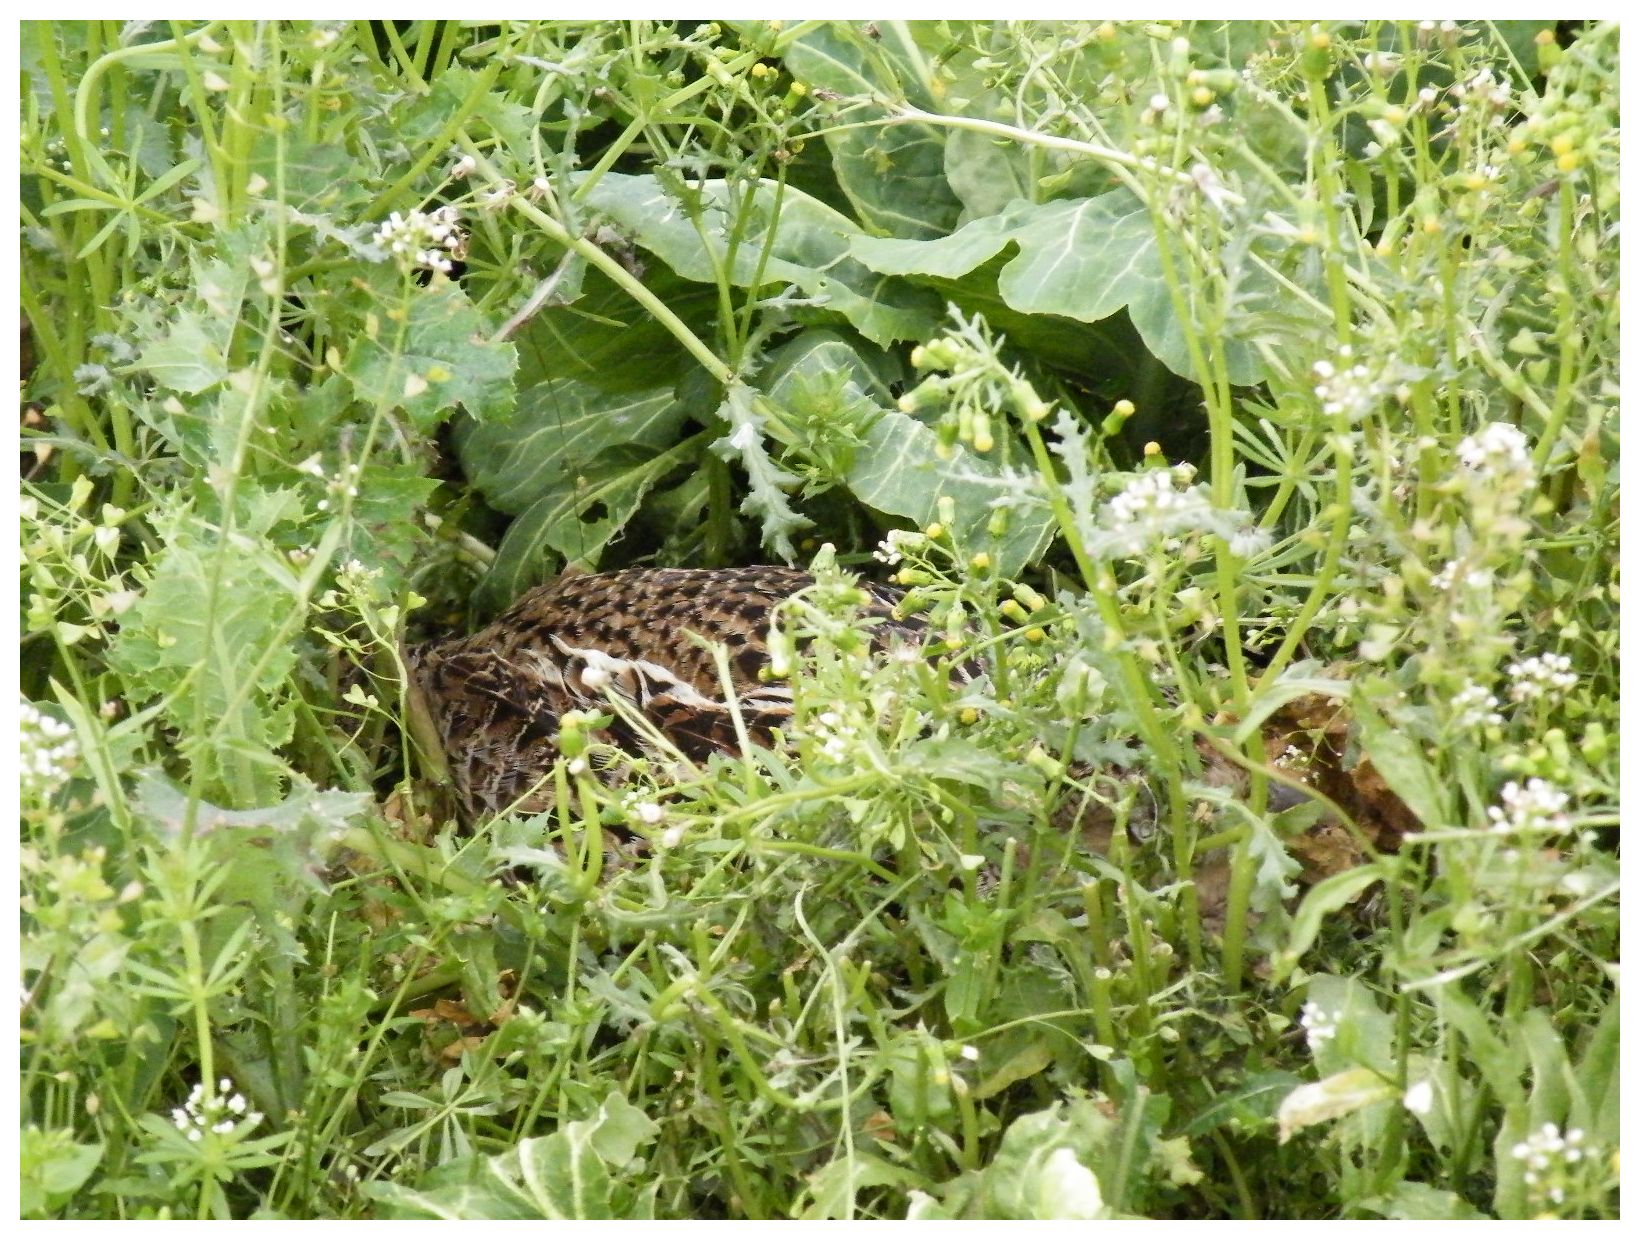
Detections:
798,1153,921,1221
1275,864,1385,981
1361,1181,1489,1220
846,408,1052,576
456,382,685,515
582,1093,660,1168
1306,973,1396,1077
476,440,697,610
852,190,1268,384
781,22,963,239
509,1131,613,1219
574,171,940,346
20,1128,103,1218
511,264,718,394
962,1100,1119,1220
343,278,517,432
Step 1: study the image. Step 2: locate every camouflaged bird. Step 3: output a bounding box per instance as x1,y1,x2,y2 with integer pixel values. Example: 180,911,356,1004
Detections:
405,566,928,821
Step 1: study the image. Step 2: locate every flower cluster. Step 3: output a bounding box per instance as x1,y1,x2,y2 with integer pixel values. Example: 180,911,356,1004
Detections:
373,206,465,274
806,707,864,765
1505,652,1577,705
1299,1001,1340,1051
1096,468,1215,558
1486,778,1572,836
1312,348,1385,422
1512,1122,1591,1210
1450,66,1513,116
21,699,79,801
872,528,926,566
170,1078,263,1142
1456,422,1533,490
1448,682,1504,731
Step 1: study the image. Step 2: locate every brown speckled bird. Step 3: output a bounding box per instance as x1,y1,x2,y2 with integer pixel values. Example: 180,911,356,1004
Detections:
406,566,925,820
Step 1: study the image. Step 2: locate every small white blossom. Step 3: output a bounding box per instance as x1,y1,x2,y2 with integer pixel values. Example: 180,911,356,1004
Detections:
872,528,924,565
373,205,465,274
1449,683,1504,730
1300,1001,1340,1051
1505,652,1576,704
1312,348,1383,421
1095,469,1217,557
1456,422,1533,491
633,801,665,826
1512,1122,1591,1207
1403,1080,1434,1115
1486,778,1572,836
167,1077,263,1143
21,699,79,800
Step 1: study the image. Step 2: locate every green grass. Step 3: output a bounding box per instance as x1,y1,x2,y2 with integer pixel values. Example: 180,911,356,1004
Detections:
20,19,1618,1219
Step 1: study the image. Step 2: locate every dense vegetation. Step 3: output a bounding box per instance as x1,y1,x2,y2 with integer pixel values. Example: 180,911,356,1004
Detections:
20,20,1618,1219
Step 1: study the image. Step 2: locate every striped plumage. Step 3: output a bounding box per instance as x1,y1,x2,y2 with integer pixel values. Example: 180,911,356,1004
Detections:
407,566,925,820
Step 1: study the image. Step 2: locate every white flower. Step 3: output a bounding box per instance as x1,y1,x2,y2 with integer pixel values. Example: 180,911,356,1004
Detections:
872,528,924,565
1403,1080,1434,1116
1312,349,1383,421
373,206,465,274
1095,470,1217,558
633,801,665,826
1505,652,1576,704
20,699,79,801
1299,1001,1340,1051
1449,683,1504,730
1456,422,1533,490
166,1077,262,1143
1486,778,1572,836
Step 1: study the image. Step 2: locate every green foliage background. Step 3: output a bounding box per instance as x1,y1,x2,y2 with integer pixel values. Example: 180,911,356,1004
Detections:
20,19,1618,1220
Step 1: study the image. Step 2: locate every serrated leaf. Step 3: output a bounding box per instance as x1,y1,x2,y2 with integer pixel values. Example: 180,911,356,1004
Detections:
107,508,307,805
343,280,516,432
710,384,811,560
134,310,229,394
